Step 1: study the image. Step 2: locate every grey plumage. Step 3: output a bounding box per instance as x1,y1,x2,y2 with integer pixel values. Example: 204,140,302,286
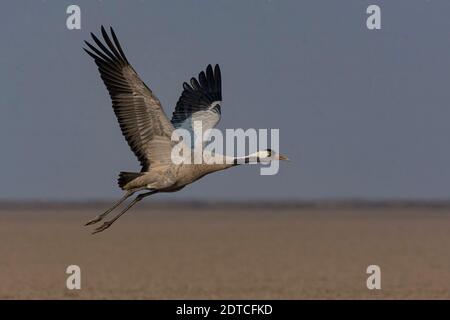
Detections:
84,26,174,172
84,26,288,234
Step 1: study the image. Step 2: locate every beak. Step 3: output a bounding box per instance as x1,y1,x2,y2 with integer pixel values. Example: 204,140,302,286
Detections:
278,154,290,161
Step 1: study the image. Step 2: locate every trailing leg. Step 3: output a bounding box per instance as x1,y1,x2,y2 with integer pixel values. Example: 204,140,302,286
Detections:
84,189,142,226
92,190,157,234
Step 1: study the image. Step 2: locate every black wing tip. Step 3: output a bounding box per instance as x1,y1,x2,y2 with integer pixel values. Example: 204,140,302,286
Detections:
83,47,94,58
99,24,116,33
172,63,222,126
187,64,222,99
101,25,110,40
84,26,128,63
109,26,118,37
205,64,220,73
203,64,221,82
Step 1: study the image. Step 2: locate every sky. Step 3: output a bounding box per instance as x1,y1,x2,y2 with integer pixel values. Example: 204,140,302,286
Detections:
1,0,450,201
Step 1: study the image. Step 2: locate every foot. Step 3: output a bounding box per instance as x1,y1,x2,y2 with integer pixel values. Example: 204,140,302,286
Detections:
92,221,113,234
84,215,104,226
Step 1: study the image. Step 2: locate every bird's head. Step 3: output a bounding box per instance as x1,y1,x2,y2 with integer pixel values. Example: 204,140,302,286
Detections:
255,149,290,162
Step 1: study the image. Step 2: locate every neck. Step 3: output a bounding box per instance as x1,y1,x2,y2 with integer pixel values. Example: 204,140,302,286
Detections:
232,153,262,165
197,152,263,176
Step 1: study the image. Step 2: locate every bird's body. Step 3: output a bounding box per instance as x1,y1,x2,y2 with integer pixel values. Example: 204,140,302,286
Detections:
119,162,231,192
84,26,288,233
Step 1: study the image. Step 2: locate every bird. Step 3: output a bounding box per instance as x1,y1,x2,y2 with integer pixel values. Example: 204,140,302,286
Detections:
83,26,289,234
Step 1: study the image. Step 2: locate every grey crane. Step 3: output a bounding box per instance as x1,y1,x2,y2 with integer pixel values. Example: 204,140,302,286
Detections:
84,26,289,234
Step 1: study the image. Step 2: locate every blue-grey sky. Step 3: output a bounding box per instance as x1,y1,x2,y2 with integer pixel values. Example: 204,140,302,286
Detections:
1,0,450,201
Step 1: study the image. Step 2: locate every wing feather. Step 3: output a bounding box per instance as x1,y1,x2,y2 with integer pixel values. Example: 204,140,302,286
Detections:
171,64,222,134
84,26,174,171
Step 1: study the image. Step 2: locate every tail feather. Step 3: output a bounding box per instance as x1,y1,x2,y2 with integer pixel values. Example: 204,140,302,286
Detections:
118,172,144,189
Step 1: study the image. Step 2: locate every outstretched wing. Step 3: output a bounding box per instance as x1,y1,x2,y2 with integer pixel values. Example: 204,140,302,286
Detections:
84,26,174,171
171,64,222,138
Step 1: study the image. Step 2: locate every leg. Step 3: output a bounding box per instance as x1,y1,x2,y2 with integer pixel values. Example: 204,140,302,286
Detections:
92,190,157,234
85,189,140,226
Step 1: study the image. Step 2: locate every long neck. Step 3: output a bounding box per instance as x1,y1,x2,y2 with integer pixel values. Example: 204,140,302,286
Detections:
196,152,262,176
232,153,262,165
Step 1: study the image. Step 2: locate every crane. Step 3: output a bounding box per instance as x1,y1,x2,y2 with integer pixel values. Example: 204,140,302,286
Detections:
84,26,289,234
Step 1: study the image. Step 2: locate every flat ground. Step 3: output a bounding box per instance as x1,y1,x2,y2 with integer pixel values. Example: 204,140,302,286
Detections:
1,205,450,299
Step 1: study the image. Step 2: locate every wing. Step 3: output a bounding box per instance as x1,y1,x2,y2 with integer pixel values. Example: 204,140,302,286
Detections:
171,64,222,137
84,26,174,171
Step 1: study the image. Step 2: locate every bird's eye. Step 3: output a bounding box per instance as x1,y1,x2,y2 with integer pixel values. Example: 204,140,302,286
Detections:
266,149,273,157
